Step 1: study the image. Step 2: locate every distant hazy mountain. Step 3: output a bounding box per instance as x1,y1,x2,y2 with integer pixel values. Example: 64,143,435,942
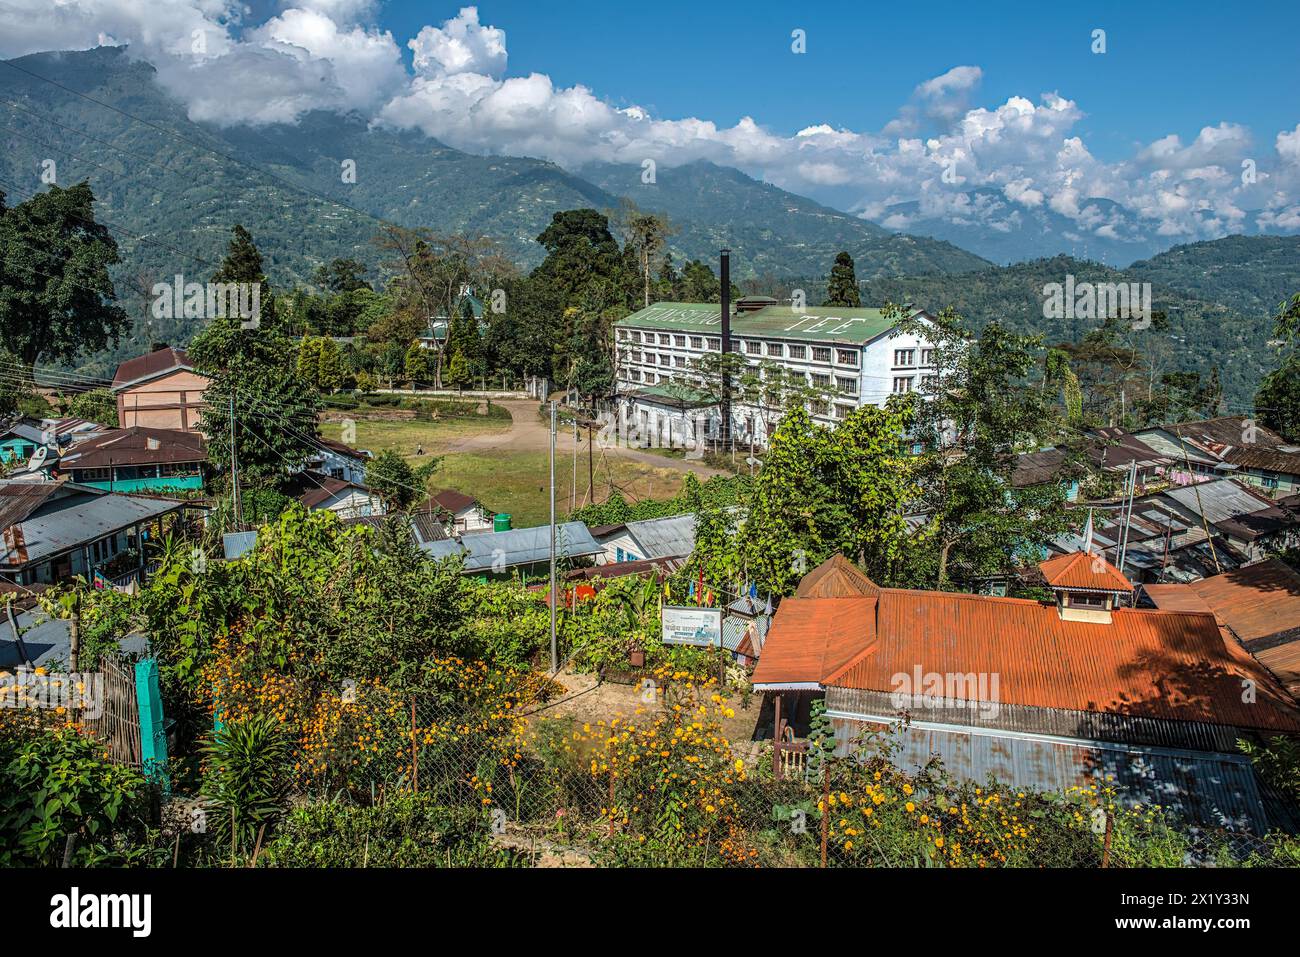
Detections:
578,159,988,279
872,188,1175,267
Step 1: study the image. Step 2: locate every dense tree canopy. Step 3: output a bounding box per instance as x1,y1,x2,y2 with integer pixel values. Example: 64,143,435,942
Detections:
0,182,128,369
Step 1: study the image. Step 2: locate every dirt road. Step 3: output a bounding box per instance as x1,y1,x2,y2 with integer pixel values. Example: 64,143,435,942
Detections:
444,399,725,478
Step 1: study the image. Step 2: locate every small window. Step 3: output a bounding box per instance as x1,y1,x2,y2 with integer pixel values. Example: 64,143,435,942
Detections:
921,374,939,390
811,373,831,388
893,348,915,367
1068,592,1108,609
892,376,914,394
810,399,830,416
745,340,762,355
767,343,783,357
921,348,935,366
659,353,671,365
834,404,853,420
707,337,720,350
836,377,858,395
787,344,807,360
812,346,832,363
659,334,671,345
690,337,703,349
673,335,686,347
837,349,859,366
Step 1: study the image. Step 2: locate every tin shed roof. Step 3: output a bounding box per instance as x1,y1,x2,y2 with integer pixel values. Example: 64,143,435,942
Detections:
624,513,697,560
421,521,603,572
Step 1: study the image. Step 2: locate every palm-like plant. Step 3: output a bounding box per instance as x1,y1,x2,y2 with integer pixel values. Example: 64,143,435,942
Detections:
200,714,291,862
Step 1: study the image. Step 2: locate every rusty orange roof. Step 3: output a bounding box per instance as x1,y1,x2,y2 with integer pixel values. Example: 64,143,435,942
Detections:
1146,559,1300,701
794,554,881,598
1039,550,1134,592
750,597,877,687
755,585,1300,734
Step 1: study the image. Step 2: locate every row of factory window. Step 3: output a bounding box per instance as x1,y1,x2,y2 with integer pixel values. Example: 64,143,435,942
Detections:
618,329,936,372
620,365,868,396
616,329,871,367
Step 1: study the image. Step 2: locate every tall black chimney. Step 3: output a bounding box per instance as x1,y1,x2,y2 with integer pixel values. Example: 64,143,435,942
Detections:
719,248,731,452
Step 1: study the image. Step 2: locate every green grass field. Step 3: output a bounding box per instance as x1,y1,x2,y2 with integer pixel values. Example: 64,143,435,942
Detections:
320,415,691,527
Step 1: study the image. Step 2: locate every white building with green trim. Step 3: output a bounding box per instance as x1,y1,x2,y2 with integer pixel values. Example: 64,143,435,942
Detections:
612,298,936,449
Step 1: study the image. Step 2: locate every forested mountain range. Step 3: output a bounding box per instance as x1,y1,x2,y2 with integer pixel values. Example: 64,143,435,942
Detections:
1,45,1294,404
845,247,1290,407
0,46,985,371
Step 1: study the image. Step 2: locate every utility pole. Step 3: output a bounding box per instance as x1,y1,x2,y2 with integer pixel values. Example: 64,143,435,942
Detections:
587,422,595,506
1117,460,1137,578
549,400,558,674
719,248,732,455
229,393,241,528
571,416,578,511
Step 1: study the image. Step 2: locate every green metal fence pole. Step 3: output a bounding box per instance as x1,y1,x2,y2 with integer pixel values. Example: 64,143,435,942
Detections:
135,658,169,793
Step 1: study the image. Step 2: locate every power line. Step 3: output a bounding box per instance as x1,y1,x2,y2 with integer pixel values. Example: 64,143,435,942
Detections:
0,173,219,272
1,100,179,174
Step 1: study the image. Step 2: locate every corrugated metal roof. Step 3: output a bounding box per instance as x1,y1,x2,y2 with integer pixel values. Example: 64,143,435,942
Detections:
1039,550,1133,592
624,513,696,560
59,427,206,469
421,521,603,572
1163,416,1286,450
751,596,877,686
1147,560,1300,700
833,588,1299,732
795,554,881,598
0,482,63,529
4,490,185,566
1161,479,1275,525
112,346,193,391
755,583,1300,733
826,711,1273,833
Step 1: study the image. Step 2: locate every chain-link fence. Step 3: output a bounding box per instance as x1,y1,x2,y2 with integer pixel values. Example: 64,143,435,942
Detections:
234,675,1288,869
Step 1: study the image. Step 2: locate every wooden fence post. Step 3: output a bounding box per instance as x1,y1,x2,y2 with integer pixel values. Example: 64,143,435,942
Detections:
1101,810,1113,868
820,761,830,868
608,771,616,838
410,697,418,795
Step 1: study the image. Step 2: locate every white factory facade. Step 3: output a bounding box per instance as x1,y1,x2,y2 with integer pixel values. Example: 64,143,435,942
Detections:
612,298,936,451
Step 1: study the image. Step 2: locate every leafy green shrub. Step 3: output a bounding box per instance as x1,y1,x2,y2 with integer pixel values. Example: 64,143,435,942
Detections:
257,794,526,867
0,726,156,866
200,714,291,859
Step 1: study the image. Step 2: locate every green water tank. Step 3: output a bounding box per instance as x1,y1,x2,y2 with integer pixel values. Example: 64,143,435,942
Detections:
494,513,512,532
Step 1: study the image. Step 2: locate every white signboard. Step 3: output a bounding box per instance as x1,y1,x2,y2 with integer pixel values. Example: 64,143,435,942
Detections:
661,606,723,647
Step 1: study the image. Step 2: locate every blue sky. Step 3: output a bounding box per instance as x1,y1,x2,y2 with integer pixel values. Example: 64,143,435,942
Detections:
2,1,1297,242
371,0,1300,163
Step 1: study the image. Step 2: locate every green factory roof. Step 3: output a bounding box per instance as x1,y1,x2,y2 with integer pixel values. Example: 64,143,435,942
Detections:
615,302,923,346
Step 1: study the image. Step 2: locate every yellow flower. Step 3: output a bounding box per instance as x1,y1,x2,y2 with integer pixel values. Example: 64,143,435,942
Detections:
905,801,915,813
